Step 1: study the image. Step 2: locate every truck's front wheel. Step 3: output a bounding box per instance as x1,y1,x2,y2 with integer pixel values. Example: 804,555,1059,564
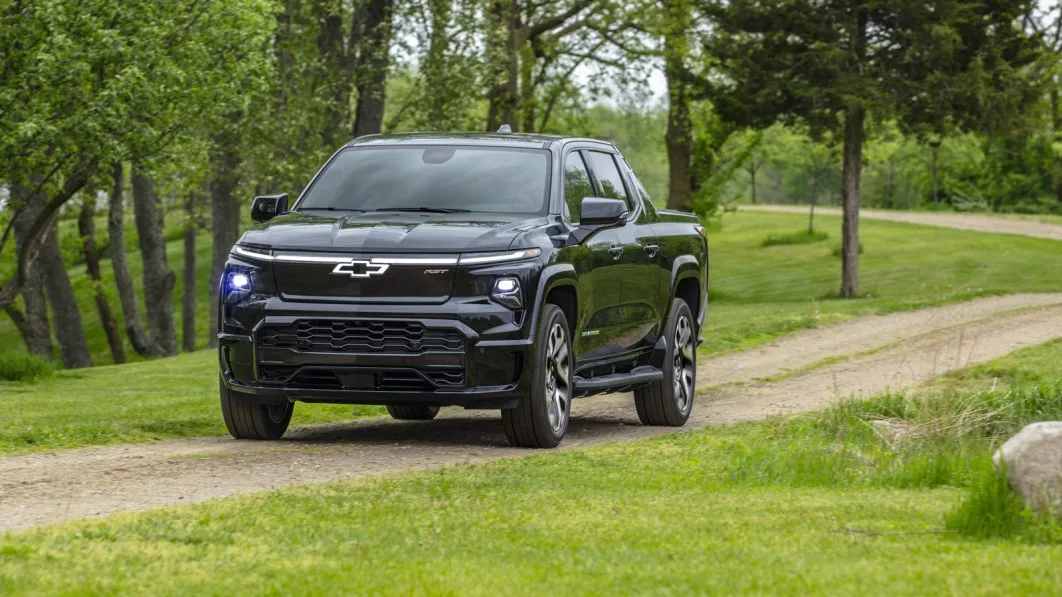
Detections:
220,380,293,440
502,304,571,448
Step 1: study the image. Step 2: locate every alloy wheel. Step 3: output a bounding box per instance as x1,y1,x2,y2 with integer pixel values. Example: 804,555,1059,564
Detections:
544,322,572,433
672,314,696,413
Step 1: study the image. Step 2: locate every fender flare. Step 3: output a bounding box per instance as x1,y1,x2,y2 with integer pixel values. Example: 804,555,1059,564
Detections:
527,263,579,337
667,255,703,305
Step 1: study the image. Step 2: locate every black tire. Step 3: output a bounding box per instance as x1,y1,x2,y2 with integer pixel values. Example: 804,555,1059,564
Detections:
635,298,696,427
220,379,293,440
386,404,441,420
502,304,572,448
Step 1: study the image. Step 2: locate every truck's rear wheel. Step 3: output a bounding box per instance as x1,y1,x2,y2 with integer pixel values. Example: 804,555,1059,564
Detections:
386,404,440,420
502,304,571,448
635,298,696,427
220,380,293,440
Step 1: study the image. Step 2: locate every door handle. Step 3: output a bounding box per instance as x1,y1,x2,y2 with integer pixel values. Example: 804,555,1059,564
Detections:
644,244,659,258
608,245,624,260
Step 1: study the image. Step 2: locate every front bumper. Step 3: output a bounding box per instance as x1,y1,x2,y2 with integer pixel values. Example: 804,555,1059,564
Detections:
218,297,534,410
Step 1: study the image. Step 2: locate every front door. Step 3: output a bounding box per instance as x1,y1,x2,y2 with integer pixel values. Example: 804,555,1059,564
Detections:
562,150,627,362
584,150,662,354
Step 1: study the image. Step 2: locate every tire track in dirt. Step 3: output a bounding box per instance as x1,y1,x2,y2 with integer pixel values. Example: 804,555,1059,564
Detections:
2,294,1061,532
741,205,1062,241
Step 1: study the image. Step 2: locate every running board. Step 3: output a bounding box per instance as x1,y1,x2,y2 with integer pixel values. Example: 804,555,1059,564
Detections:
572,366,663,397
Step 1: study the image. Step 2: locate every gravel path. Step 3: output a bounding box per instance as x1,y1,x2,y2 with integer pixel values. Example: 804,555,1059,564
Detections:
742,205,1062,241
2,293,1061,532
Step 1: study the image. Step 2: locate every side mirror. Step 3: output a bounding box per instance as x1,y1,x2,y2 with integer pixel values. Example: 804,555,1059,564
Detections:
579,197,628,227
251,194,289,223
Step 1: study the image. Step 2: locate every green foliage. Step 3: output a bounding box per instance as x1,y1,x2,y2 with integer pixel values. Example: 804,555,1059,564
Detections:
760,229,828,247
0,352,54,383
945,464,1062,542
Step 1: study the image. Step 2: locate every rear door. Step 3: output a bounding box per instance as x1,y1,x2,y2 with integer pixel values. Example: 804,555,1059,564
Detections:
583,150,662,354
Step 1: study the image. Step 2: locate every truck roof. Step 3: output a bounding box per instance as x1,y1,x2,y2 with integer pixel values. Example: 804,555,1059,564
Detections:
347,132,615,150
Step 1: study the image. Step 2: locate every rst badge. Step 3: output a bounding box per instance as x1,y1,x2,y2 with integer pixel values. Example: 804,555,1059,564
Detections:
330,260,389,278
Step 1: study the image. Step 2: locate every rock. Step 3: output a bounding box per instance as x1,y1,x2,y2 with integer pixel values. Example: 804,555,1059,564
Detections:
993,421,1062,517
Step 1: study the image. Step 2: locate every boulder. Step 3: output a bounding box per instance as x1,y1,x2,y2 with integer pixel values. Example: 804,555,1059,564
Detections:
993,421,1062,517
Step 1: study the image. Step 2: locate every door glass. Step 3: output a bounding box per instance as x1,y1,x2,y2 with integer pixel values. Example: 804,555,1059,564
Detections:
563,152,594,224
586,151,632,209
622,159,658,221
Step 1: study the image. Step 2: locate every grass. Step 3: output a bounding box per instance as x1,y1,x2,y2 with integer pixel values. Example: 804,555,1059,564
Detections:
0,352,54,382
700,211,1062,353
0,351,381,455
760,229,829,247
2,345,1062,594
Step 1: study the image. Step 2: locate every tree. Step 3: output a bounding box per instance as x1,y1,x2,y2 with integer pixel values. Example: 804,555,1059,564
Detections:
0,0,277,326
702,0,1043,296
77,189,126,364
663,0,694,209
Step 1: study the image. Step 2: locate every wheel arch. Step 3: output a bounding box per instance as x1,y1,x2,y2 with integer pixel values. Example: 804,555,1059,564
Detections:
528,263,579,337
667,255,704,321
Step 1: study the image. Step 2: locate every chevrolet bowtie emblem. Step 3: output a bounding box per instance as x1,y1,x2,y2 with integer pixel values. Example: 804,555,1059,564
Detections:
330,260,390,278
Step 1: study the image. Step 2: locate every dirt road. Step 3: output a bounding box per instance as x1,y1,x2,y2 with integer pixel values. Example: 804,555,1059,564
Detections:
742,205,1062,241
3,293,1061,532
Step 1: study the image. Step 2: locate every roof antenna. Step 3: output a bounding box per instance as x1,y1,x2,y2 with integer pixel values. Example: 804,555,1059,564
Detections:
497,124,512,133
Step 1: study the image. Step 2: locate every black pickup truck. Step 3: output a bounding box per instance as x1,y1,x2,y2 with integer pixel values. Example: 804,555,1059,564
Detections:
218,132,708,448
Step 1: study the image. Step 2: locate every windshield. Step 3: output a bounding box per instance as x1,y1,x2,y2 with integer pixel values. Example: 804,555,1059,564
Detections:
296,146,550,214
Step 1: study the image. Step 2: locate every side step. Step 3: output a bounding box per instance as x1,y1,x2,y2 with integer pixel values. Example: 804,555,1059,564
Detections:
572,366,663,397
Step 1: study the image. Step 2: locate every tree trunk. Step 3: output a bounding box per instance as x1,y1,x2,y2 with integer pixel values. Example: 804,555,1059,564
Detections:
131,164,178,357
10,185,54,357
663,0,692,210
3,304,32,350
182,191,199,352
40,218,93,368
486,0,520,131
808,178,818,234
352,0,394,137
316,1,349,145
209,125,243,348
108,161,158,357
78,193,126,364
840,105,865,298
748,160,758,204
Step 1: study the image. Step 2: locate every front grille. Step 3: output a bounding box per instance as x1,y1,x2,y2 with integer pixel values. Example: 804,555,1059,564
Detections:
257,320,464,354
257,366,464,391
291,369,342,389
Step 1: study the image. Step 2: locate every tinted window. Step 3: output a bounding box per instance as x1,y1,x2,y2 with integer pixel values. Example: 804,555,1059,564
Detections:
563,152,594,224
622,159,658,220
298,146,549,214
586,151,631,208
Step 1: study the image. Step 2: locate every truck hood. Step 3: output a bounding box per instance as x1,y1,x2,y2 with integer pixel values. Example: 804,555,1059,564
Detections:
240,211,544,253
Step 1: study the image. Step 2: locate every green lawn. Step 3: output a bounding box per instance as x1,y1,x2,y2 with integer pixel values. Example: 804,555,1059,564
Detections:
0,351,381,454
2,341,1060,595
701,211,1062,353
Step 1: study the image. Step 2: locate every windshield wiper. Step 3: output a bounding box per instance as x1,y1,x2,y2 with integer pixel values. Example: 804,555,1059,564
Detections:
373,207,470,214
296,206,362,212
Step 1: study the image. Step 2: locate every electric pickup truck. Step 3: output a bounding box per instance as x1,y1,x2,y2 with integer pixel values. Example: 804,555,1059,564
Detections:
217,132,708,448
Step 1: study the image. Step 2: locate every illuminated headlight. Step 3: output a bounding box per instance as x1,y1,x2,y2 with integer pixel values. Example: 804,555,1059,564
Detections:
228,272,251,291
491,276,522,309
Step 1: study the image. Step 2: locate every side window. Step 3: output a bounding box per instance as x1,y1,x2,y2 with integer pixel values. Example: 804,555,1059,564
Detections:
586,151,633,209
563,152,594,224
623,159,658,220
